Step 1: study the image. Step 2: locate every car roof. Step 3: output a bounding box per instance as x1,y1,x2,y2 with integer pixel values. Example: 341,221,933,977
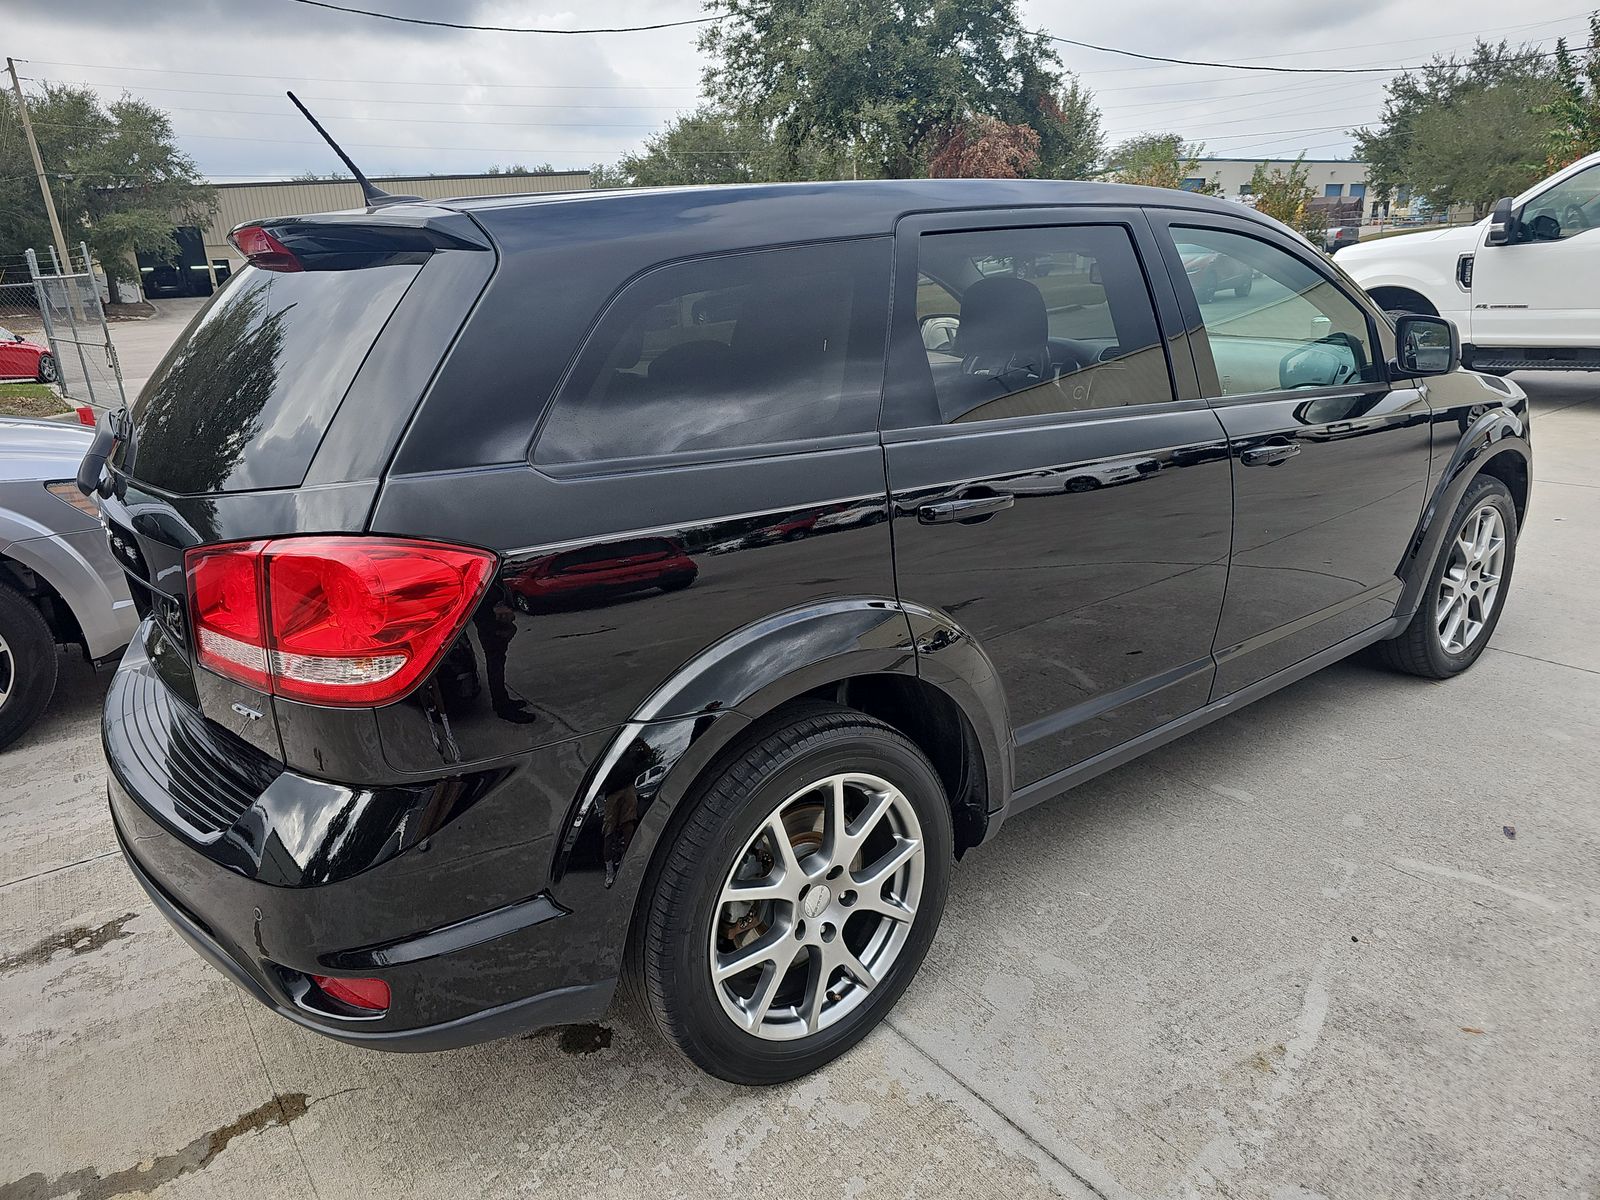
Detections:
431,178,1266,241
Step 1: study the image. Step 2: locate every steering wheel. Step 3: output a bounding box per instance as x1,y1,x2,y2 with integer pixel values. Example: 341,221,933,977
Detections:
1563,203,1590,233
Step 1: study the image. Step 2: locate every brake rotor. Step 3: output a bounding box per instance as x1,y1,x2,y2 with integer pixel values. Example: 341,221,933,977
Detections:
719,803,824,950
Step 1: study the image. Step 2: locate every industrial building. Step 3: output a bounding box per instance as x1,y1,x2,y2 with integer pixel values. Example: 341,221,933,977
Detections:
136,170,591,299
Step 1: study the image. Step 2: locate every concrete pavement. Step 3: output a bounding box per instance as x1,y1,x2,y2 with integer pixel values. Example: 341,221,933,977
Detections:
2,373,1596,1199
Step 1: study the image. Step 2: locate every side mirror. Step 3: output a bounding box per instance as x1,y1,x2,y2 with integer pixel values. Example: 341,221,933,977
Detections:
921,314,959,353
1392,313,1460,377
1486,196,1517,246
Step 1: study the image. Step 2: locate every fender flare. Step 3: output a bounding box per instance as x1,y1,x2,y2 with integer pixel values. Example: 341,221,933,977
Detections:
547,597,1013,971
0,526,133,659
1394,403,1529,625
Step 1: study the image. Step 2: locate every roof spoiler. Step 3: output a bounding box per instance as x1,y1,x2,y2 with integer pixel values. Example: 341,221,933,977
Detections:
287,91,422,209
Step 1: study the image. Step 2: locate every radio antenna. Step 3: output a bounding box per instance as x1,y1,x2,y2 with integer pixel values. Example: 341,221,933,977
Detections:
286,91,421,207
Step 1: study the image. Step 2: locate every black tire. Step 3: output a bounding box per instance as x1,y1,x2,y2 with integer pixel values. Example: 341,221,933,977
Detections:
1372,475,1518,679
36,354,58,384
1233,275,1252,298
659,572,696,592
1197,273,1217,303
0,584,58,751
628,703,952,1084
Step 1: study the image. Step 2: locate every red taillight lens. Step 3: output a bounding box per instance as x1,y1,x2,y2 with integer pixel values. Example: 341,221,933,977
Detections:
187,542,270,690
185,536,494,706
311,974,390,1012
229,224,302,272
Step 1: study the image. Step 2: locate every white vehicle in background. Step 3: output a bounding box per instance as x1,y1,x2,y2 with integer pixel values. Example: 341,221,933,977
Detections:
1339,151,1600,374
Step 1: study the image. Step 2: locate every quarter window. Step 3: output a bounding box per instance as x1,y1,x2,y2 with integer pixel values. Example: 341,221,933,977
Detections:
1173,226,1380,397
913,225,1171,425
536,239,889,465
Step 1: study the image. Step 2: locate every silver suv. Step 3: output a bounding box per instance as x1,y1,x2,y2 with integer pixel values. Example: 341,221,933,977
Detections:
0,416,136,747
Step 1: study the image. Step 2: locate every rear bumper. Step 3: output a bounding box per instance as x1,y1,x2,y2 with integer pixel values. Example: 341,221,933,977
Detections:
103,639,620,1050
113,810,609,1050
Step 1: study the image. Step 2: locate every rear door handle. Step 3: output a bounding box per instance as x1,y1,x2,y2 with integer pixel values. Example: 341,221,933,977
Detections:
1240,442,1300,467
917,493,1015,524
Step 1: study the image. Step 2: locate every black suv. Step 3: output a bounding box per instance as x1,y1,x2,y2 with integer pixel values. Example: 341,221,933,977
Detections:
91,180,1531,1084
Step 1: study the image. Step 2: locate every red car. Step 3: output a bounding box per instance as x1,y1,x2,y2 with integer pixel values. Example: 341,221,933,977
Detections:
0,326,58,383
507,536,697,610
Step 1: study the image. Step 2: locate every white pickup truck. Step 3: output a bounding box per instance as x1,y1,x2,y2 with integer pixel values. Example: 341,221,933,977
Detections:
1338,151,1600,374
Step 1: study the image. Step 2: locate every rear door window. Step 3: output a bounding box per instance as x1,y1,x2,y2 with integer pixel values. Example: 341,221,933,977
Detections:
910,224,1172,424
534,239,890,467
127,263,420,494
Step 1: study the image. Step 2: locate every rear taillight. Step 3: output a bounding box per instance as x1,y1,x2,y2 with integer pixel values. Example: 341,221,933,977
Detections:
185,536,494,706
229,224,302,272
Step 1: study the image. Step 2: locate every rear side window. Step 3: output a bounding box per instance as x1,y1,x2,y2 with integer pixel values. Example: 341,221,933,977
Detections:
128,264,419,494
535,239,890,466
914,225,1171,424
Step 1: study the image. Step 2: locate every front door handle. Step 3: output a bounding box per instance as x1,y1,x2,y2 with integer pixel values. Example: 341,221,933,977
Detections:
1240,442,1301,467
917,493,1016,525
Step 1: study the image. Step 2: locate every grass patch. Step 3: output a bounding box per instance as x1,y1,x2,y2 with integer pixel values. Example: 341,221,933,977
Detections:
0,382,71,419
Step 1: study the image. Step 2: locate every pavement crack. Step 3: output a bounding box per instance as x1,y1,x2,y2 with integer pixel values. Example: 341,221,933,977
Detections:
0,1093,309,1200
0,849,120,893
237,992,323,1199
882,1016,1128,1200
1486,646,1600,676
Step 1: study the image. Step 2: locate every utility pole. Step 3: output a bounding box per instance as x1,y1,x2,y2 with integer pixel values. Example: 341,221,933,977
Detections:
6,57,73,272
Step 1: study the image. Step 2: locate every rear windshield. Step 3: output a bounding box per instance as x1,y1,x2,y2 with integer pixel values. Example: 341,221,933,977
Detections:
125,263,419,494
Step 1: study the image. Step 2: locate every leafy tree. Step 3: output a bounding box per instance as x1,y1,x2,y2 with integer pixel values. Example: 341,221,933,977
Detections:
484,163,559,175
1105,133,1217,193
0,85,214,281
1538,12,1600,170
1248,156,1326,241
590,105,853,187
928,117,1040,178
1353,40,1557,216
698,0,1099,180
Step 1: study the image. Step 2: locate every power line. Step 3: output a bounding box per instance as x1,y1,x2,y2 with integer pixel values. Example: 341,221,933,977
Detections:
286,0,718,34
20,61,697,90
1046,32,1589,75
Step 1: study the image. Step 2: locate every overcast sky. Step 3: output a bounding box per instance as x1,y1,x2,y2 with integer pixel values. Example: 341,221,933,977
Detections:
4,0,1590,181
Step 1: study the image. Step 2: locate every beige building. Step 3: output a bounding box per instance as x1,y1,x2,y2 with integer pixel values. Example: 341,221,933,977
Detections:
139,170,589,298
1190,158,1376,222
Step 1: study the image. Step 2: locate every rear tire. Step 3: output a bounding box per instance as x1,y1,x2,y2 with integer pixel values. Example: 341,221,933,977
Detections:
628,703,952,1084
1373,475,1517,679
1234,276,1252,298
0,584,58,751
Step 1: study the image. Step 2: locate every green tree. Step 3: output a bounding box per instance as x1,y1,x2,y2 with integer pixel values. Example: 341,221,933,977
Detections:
1538,12,1600,170
1105,133,1216,193
698,0,1099,180
590,105,853,188
1353,40,1557,216
1248,156,1326,241
0,84,214,281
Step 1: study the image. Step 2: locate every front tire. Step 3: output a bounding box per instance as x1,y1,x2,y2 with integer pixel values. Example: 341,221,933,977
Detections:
0,584,58,751
1373,475,1518,678
36,354,58,384
629,704,952,1084
1233,276,1252,298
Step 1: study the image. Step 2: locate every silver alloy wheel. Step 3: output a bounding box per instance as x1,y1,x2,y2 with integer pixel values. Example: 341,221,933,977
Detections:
709,772,924,1041
38,355,57,383
1437,502,1506,655
0,630,11,709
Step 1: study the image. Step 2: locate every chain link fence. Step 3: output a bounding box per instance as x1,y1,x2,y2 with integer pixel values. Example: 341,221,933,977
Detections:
25,244,126,412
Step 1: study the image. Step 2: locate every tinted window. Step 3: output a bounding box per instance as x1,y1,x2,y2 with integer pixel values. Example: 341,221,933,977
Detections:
1173,226,1380,397
915,225,1170,424
127,264,419,493
536,239,889,465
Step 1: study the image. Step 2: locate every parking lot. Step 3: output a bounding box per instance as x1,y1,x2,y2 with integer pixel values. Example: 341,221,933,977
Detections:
2,306,1596,1198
